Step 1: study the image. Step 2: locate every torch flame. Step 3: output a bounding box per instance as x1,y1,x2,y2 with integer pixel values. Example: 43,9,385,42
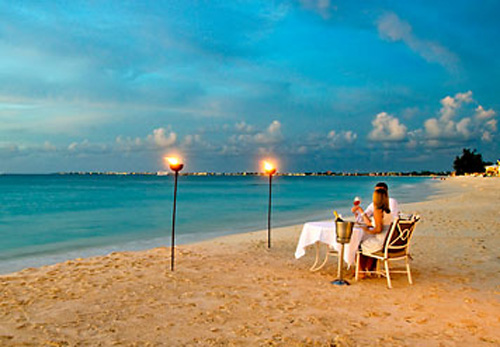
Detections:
264,161,274,172
166,157,179,165
263,161,277,174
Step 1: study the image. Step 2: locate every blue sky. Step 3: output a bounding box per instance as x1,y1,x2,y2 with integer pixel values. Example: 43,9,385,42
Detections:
1,0,499,173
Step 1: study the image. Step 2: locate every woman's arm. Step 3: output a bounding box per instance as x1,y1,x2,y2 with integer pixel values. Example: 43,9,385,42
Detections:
364,208,383,234
358,209,371,226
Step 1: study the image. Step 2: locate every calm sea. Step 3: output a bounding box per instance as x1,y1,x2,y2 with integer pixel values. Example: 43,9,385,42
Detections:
0,175,437,273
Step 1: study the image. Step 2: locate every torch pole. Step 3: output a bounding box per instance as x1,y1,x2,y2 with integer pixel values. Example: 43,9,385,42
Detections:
171,170,179,271
267,173,272,249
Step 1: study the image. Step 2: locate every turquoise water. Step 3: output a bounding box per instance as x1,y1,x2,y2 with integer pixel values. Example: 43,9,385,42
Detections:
0,175,436,273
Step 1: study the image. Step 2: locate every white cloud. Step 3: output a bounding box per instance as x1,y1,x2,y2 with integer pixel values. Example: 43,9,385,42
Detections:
377,12,412,41
220,144,240,156
67,140,109,155
181,133,216,152
369,112,407,141
68,140,85,152
455,118,471,138
439,91,472,121
299,0,336,19
486,119,497,132
116,127,177,152
423,91,497,142
253,120,284,144
377,12,458,71
268,120,281,134
224,120,284,155
482,131,492,142
423,118,440,138
146,127,177,148
235,121,254,133
327,130,358,147
475,105,496,120
182,134,201,147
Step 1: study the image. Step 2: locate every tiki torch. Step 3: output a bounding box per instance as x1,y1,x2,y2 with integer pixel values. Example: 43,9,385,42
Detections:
166,156,184,271
263,161,277,249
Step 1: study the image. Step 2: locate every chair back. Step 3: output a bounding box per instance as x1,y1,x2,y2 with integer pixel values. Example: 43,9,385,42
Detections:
382,216,419,258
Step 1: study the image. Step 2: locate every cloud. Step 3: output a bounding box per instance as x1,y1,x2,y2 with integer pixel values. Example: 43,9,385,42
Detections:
116,127,177,151
248,120,283,145
456,118,472,138
423,118,439,138
475,105,496,120
299,0,336,19
147,128,177,148
235,121,254,133
486,119,497,131
285,128,358,155
67,140,110,155
182,134,202,147
181,133,216,152
327,130,358,147
439,91,473,121
3,126,179,160
0,140,66,159
224,120,284,155
369,112,407,141
482,131,492,142
423,91,497,142
377,12,458,71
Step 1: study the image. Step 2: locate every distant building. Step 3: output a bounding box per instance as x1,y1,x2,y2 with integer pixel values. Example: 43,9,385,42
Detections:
485,160,500,177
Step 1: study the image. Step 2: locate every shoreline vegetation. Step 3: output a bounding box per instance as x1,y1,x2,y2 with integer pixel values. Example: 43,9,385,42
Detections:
0,176,499,345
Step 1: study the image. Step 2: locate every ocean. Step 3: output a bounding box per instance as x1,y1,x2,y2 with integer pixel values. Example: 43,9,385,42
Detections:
0,175,437,274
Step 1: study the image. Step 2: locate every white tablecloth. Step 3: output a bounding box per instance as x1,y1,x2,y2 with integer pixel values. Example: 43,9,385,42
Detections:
295,220,364,266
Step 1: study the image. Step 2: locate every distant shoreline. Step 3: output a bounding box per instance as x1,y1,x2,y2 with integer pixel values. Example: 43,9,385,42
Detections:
0,171,451,177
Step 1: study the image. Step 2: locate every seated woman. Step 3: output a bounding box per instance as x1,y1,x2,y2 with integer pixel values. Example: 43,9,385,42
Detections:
352,188,392,273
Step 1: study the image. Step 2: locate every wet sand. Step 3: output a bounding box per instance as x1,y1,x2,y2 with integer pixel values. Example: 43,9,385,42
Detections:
0,176,499,346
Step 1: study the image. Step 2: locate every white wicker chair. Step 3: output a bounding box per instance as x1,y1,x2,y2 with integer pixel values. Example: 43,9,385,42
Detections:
355,215,420,288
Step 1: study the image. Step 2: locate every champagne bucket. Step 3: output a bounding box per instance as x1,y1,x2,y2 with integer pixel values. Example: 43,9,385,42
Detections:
335,221,354,244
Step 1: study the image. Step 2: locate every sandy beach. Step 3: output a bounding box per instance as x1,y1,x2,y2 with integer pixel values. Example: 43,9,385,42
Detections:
0,177,499,346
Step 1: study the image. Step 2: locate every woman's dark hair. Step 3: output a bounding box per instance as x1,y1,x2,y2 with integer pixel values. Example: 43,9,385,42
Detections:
375,182,389,191
373,189,391,214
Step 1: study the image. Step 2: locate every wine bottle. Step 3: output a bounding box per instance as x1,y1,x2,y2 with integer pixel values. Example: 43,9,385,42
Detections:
333,210,343,222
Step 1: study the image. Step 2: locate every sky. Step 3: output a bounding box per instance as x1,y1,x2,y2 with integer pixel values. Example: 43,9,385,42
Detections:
1,0,499,173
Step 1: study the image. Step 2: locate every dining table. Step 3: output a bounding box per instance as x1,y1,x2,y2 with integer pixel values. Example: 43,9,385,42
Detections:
295,220,365,271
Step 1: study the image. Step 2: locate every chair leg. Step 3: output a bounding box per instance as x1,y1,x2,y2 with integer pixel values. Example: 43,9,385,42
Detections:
384,260,392,289
355,252,360,281
406,257,413,285
376,260,381,278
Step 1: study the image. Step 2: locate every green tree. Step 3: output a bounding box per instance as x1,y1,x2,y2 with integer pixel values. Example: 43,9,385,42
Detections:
453,148,486,175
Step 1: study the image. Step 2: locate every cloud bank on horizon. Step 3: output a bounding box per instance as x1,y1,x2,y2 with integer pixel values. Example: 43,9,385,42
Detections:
0,1,499,173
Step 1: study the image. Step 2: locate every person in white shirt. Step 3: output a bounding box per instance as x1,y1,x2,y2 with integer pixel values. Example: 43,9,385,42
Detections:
357,182,400,221
351,182,400,274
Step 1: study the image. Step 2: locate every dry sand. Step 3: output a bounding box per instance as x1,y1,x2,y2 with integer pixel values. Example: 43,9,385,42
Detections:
0,177,499,346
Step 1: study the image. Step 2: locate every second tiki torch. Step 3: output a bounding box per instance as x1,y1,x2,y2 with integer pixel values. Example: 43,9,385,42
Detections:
166,156,184,271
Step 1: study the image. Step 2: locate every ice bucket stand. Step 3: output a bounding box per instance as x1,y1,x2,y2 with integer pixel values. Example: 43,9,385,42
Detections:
331,221,354,286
